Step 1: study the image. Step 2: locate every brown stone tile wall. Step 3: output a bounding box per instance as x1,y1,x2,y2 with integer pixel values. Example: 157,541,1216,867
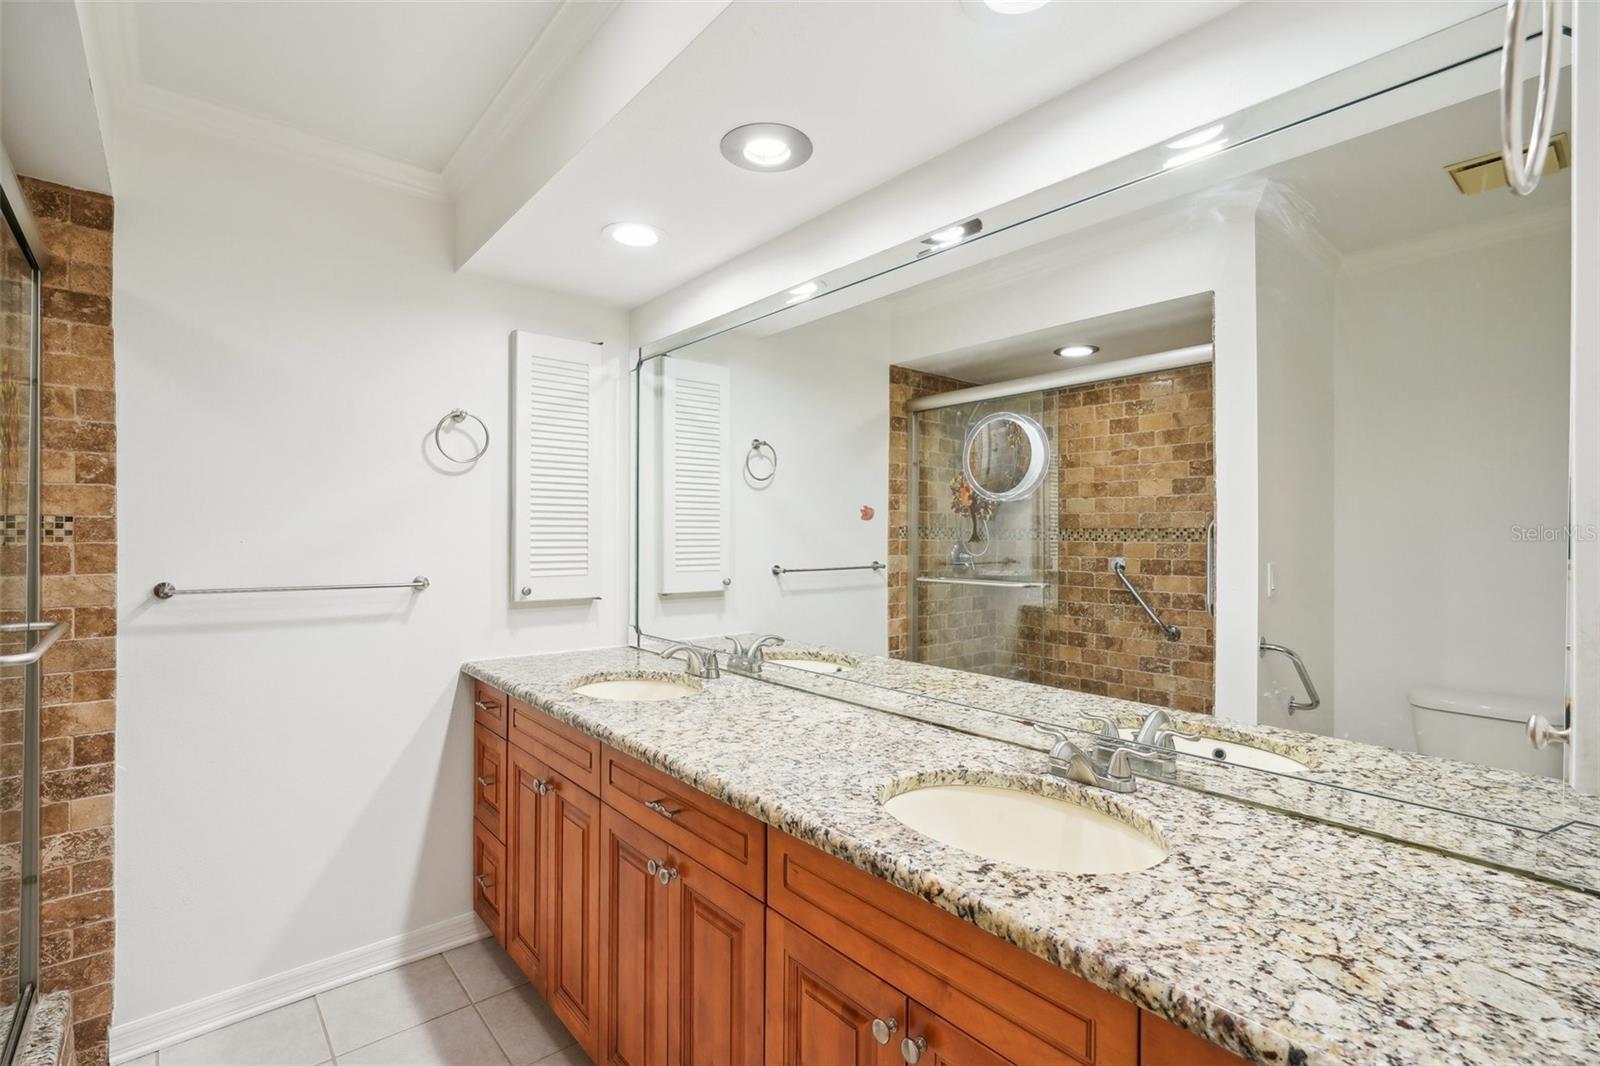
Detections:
1026,363,1215,710
887,362,1215,711
20,177,115,1066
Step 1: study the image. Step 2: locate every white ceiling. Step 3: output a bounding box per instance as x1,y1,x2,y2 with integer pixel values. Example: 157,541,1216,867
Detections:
897,293,1215,384
465,0,1237,306
128,1,561,173
1262,82,1573,256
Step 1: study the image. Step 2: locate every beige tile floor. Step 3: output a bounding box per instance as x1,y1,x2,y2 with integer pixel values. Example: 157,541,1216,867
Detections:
123,940,588,1066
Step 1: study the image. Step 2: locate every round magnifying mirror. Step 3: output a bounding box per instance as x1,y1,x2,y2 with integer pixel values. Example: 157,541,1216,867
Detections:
963,412,1050,502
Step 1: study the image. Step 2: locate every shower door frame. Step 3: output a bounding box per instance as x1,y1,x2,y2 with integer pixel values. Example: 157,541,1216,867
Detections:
0,165,46,1062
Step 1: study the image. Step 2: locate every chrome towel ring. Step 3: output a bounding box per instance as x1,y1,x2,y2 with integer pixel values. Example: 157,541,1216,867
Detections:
1500,0,1565,196
745,438,777,483
435,408,490,464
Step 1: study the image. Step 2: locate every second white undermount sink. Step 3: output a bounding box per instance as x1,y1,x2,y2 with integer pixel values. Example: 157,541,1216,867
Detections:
1118,729,1308,775
764,654,851,675
571,674,699,702
882,783,1167,874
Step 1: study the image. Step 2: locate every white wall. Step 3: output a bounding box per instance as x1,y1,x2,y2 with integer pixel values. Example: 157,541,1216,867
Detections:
1331,220,1571,750
112,112,628,1047
1254,190,1337,733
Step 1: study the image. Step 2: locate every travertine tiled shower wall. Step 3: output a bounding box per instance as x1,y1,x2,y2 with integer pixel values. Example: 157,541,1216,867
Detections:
20,176,116,1066
889,362,1215,711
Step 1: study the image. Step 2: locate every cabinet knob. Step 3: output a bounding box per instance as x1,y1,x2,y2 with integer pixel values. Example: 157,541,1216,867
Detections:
870,1017,898,1045
656,864,678,886
901,1036,926,1065
531,777,551,796
645,859,659,877
1528,713,1572,749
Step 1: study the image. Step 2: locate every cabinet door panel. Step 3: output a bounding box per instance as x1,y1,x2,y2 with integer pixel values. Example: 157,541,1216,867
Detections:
766,912,903,1066
472,820,507,945
667,856,763,1065
904,1002,1014,1066
548,773,601,1061
474,724,508,842
507,745,552,988
601,805,669,1066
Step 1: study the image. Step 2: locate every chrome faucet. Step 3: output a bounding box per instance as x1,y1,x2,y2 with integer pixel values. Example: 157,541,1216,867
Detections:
725,634,784,674
1128,708,1199,773
660,643,721,679
1035,724,1135,793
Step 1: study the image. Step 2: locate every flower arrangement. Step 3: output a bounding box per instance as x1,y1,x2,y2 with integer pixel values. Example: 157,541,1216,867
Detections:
948,475,996,521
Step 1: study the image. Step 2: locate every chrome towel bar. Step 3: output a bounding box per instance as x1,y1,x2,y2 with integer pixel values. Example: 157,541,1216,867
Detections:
153,576,430,599
772,561,885,576
1111,557,1180,641
1259,638,1321,714
916,576,1045,589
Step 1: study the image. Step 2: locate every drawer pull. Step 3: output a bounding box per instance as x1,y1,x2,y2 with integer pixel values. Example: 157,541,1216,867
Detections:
474,699,500,712
901,1036,926,1065
475,775,494,788
642,799,678,820
871,1017,898,1045
474,874,493,893
656,863,679,887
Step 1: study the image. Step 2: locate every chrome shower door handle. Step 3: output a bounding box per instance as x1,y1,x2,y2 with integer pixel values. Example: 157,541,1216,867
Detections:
1204,519,1216,617
0,621,66,667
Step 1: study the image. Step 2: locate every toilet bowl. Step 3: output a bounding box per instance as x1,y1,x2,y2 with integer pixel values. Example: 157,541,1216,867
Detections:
1408,687,1563,779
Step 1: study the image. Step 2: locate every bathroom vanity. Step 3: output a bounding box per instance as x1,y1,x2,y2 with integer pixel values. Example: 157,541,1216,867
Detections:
463,648,1600,1066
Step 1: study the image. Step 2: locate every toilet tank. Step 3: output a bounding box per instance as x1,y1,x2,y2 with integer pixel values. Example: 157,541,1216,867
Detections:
1408,687,1563,779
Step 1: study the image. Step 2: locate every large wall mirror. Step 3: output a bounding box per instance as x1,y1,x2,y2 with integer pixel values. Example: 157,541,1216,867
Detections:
633,8,1599,892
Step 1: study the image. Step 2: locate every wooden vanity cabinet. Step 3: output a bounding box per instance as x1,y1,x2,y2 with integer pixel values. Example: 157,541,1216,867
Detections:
600,800,765,1065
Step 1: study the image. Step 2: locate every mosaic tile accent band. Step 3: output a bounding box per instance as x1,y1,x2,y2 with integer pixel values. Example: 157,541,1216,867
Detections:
0,515,76,546
1060,525,1208,543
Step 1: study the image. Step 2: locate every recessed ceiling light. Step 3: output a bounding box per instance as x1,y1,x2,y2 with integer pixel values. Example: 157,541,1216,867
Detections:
1166,124,1225,150
1161,139,1228,170
786,280,825,303
921,218,983,249
983,0,1050,12
602,222,660,248
1054,344,1099,359
720,123,814,172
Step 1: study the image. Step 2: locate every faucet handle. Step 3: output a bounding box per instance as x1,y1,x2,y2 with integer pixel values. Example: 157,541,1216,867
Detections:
1105,746,1135,781
1079,713,1119,740
724,635,750,656
1152,726,1199,749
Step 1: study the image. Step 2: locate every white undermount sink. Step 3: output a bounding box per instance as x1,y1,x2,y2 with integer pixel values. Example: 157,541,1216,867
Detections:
1118,729,1308,775
882,784,1167,874
571,675,699,702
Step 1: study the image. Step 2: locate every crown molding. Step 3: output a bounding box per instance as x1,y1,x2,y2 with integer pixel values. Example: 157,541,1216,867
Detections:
79,0,450,201
443,0,620,192
1340,204,1571,276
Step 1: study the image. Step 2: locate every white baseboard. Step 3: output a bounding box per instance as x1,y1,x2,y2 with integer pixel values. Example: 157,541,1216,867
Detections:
107,912,490,1064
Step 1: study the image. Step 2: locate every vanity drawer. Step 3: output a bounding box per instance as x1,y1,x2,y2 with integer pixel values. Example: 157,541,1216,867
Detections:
474,724,508,843
768,830,1137,1065
509,698,601,793
473,679,508,738
600,746,766,900
473,819,507,945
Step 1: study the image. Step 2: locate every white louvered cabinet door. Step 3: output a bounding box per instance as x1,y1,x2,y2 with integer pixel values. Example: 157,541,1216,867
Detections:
511,331,604,603
661,359,730,595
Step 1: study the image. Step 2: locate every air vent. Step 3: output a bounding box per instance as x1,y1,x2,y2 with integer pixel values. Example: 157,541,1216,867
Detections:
1445,132,1569,195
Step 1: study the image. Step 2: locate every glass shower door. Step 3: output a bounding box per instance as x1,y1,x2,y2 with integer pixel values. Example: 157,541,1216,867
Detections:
0,186,44,1060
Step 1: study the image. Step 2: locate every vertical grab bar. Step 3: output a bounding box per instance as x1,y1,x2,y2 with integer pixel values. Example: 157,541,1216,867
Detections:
1259,639,1321,714
1204,519,1216,618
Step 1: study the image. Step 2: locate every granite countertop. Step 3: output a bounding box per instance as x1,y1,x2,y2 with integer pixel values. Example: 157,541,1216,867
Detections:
465,646,1600,1066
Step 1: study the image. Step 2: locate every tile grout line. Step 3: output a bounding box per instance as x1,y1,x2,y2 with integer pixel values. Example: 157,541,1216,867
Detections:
473,1002,516,1066
311,992,338,1065
325,953,478,1062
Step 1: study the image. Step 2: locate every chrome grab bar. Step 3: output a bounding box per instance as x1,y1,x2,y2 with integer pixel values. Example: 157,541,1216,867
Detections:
0,621,67,667
1204,519,1216,618
1259,638,1321,714
154,577,430,599
1110,557,1180,640
915,576,1046,589
771,562,885,576
1500,0,1565,197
